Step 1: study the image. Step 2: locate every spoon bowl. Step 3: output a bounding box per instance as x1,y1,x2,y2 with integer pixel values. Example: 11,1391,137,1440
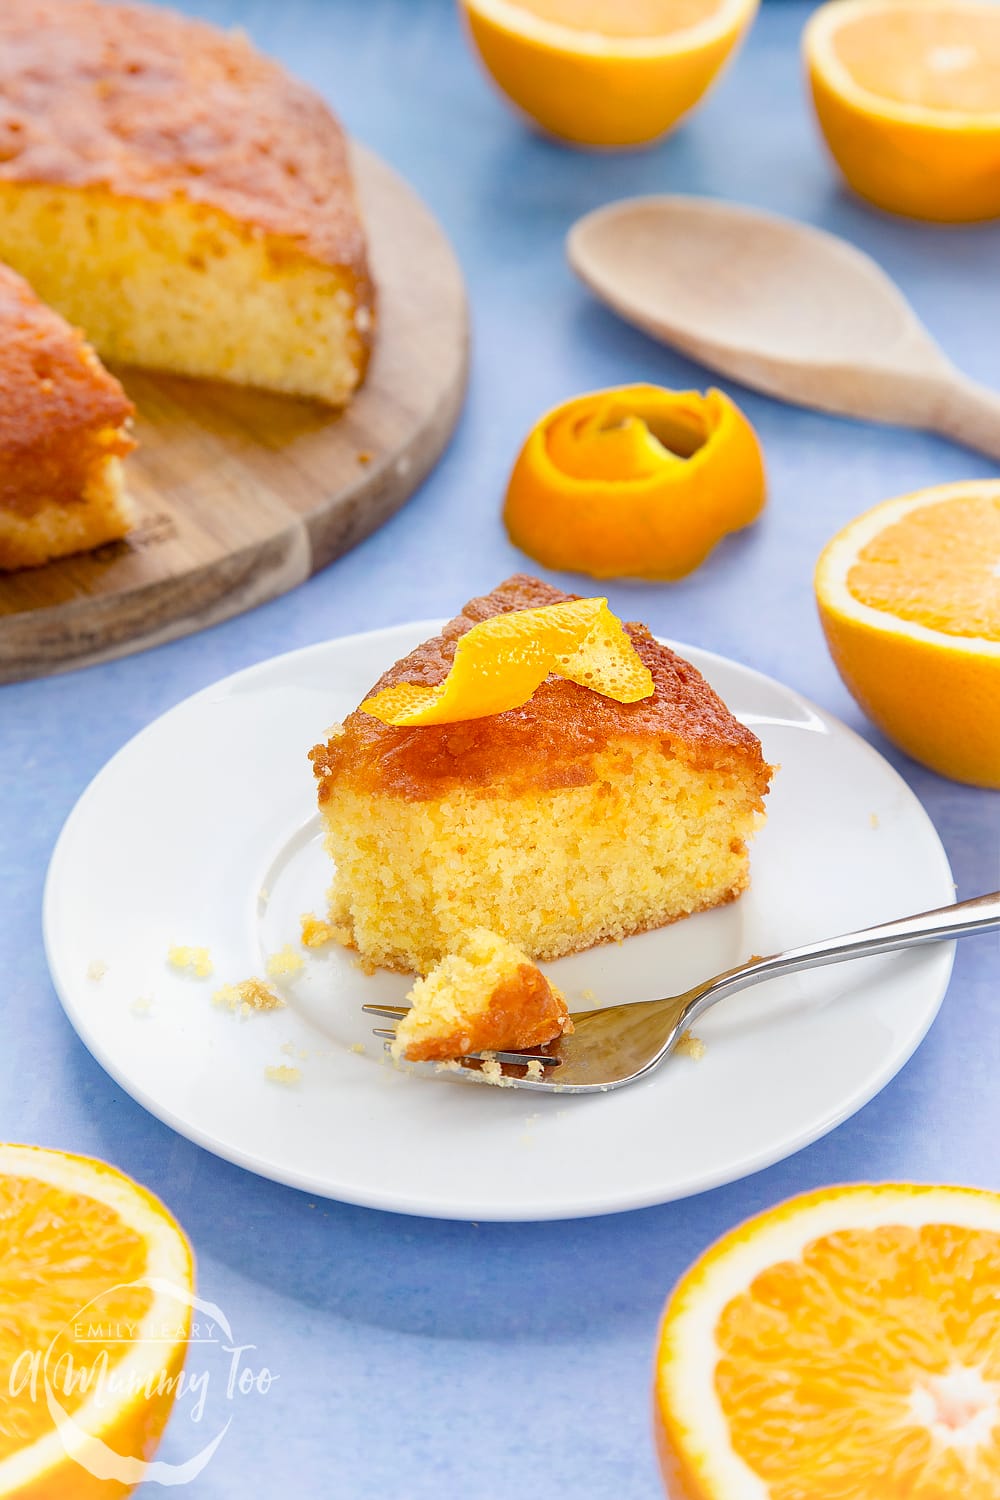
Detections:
568,195,1000,459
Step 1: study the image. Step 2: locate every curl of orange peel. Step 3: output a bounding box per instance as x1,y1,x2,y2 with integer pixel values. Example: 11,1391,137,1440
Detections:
503,384,766,581
361,598,654,726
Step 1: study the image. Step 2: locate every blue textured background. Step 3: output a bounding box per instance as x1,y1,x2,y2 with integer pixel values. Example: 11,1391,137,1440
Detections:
2,1,999,1493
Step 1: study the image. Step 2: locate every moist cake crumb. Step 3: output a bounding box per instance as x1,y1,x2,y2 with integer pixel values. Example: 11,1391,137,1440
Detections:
213,978,284,1014
265,944,305,978
476,1053,517,1088
167,944,213,978
300,911,338,948
265,1064,301,1086
676,1030,706,1060
87,959,108,981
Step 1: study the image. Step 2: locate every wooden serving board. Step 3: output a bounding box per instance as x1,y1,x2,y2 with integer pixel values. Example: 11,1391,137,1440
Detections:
0,144,469,684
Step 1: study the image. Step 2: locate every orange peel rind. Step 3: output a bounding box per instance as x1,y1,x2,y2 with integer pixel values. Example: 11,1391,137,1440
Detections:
360,597,654,726
503,384,766,581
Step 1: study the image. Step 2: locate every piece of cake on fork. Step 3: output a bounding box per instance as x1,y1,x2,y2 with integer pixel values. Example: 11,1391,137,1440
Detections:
310,575,772,975
391,928,573,1063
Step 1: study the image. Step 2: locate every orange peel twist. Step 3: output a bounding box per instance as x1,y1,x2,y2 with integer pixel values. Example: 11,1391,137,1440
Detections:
360,598,654,727
503,384,766,580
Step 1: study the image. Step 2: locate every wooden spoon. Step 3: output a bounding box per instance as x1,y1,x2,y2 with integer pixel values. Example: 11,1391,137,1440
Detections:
567,196,1000,462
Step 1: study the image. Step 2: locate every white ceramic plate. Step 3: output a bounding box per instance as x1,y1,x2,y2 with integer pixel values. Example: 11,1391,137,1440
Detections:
45,625,955,1221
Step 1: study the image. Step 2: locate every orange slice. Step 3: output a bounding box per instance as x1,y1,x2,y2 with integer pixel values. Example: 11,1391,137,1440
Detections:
459,0,759,148
0,1144,193,1499
814,481,1000,788
655,1183,1000,1500
361,597,654,726
503,386,766,581
805,0,1000,221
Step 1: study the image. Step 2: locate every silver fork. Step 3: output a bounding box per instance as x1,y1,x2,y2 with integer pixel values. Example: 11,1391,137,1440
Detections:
363,891,1000,1093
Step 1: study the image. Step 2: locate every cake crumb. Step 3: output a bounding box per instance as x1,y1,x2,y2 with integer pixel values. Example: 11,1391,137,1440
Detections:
213,978,285,1014
258,886,270,903
87,959,108,981
300,912,337,948
518,1132,535,1147
354,955,378,977
349,1042,366,1055
265,944,305,979
265,1064,301,1086
280,1041,296,1056
676,1030,706,1060
476,1053,516,1088
525,1058,545,1081
870,812,880,830
130,995,153,1017
580,987,597,1003
167,944,213,978
357,450,372,465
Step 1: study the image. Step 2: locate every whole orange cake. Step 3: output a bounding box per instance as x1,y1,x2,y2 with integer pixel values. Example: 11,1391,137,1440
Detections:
311,575,773,974
0,0,373,405
0,264,135,569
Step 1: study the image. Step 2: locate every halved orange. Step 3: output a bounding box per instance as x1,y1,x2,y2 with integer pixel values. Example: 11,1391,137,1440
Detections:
460,0,760,148
805,0,1000,221
815,481,1000,788
655,1183,1000,1499
0,1144,193,1499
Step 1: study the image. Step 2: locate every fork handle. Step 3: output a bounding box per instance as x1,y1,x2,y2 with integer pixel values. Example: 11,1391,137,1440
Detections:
693,889,1000,1015
759,889,1000,974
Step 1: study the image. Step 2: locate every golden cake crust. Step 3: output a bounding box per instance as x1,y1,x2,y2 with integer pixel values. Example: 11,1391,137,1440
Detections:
0,263,134,515
0,0,372,289
312,575,771,800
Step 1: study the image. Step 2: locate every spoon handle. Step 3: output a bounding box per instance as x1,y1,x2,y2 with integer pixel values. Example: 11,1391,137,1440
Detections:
928,375,1000,463
685,890,1000,1025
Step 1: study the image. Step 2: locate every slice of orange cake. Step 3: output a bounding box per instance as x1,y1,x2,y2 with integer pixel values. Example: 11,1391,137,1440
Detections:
391,927,572,1062
0,262,135,569
310,575,772,974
